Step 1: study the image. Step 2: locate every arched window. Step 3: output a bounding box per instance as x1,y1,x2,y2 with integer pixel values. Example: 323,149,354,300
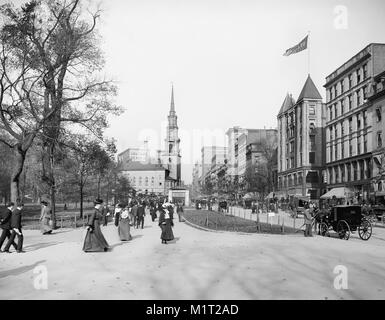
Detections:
169,144,173,153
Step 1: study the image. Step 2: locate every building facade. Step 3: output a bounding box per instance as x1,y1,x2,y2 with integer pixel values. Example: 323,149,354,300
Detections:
192,162,202,199
120,162,173,195
238,129,278,177
277,75,326,200
225,126,248,177
368,69,385,196
118,146,149,165
324,43,385,200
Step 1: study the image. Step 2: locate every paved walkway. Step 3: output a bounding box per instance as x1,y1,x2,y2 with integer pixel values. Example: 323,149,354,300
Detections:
0,211,384,300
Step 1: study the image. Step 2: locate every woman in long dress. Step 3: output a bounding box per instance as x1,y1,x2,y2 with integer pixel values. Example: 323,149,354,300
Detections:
158,204,174,244
118,206,132,241
40,201,53,235
83,199,109,252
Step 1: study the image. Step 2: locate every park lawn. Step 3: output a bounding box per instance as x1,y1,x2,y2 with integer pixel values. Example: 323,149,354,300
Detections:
184,209,297,234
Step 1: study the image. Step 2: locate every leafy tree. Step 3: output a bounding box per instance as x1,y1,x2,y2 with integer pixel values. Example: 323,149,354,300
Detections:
64,134,113,217
0,0,122,225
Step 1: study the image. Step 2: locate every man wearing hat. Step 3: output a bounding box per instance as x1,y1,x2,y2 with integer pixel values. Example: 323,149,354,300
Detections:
0,202,18,252
136,201,146,229
3,201,24,253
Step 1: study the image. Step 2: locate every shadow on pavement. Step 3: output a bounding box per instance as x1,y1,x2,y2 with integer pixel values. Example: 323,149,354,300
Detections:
0,260,46,279
167,237,181,244
23,242,59,252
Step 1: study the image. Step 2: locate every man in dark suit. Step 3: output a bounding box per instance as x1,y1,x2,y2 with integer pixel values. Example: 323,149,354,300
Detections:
0,202,17,252
136,202,145,229
3,201,24,253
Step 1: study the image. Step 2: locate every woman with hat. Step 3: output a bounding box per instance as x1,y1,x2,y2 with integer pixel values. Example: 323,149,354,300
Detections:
158,203,174,244
117,204,132,241
83,199,109,252
40,200,53,235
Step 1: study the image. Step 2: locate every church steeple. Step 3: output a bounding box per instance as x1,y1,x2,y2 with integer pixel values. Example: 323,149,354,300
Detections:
162,83,181,185
168,84,178,129
170,84,175,114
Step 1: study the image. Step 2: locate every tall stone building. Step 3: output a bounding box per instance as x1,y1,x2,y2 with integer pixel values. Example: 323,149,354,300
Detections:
369,69,385,195
324,43,385,200
277,75,326,200
162,85,182,185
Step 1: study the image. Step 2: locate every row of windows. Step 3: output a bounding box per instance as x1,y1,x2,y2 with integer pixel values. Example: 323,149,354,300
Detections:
280,151,316,170
327,111,368,142
129,176,162,187
278,171,319,188
328,86,369,121
328,63,368,102
328,159,371,184
327,132,382,162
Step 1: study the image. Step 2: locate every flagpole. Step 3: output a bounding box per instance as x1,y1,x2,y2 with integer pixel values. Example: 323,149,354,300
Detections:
307,30,310,75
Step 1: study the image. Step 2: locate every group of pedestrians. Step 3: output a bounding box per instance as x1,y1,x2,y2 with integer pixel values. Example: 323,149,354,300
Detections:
82,198,182,252
0,201,24,253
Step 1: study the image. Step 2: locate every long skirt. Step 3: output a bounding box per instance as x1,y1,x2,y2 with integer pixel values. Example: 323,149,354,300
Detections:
83,220,109,252
41,217,53,234
118,219,132,241
160,220,174,241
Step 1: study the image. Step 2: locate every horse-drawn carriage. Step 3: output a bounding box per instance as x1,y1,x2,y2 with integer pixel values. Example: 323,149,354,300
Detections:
317,205,372,240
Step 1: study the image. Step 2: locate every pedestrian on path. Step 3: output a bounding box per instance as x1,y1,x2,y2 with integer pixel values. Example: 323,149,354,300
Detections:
150,205,157,222
3,201,24,253
131,202,138,228
303,203,313,237
0,202,18,252
136,202,145,229
177,203,184,222
158,204,174,244
40,200,53,235
83,199,109,252
114,203,123,227
118,205,132,241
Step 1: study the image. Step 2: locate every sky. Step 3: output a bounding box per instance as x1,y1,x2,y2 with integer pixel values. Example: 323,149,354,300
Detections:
6,0,385,184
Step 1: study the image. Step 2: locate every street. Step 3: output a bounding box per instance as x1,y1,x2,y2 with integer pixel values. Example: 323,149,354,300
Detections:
1,209,385,300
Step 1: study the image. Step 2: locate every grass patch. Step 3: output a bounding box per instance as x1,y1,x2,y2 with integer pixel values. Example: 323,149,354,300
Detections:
184,210,298,234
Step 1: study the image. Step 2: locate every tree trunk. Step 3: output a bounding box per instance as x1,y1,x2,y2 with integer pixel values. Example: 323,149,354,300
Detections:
79,175,84,218
10,145,26,203
97,173,101,199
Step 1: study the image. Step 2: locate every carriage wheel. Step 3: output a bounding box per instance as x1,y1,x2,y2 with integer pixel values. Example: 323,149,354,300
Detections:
337,220,350,240
358,219,372,241
319,222,329,237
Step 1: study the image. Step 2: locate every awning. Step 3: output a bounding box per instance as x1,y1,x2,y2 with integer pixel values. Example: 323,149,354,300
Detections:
320,187,354,199
243,192,256,200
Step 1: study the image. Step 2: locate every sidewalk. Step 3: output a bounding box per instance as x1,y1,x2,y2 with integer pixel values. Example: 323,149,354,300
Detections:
1,213,385,299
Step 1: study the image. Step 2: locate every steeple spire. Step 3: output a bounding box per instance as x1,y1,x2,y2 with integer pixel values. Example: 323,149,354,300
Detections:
170,83,175,113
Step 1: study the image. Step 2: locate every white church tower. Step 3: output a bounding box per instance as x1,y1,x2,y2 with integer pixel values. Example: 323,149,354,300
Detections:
162,84,181,185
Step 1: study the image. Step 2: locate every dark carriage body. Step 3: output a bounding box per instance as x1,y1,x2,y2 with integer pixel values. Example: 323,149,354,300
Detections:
329,205,362,232
319,205,372,241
